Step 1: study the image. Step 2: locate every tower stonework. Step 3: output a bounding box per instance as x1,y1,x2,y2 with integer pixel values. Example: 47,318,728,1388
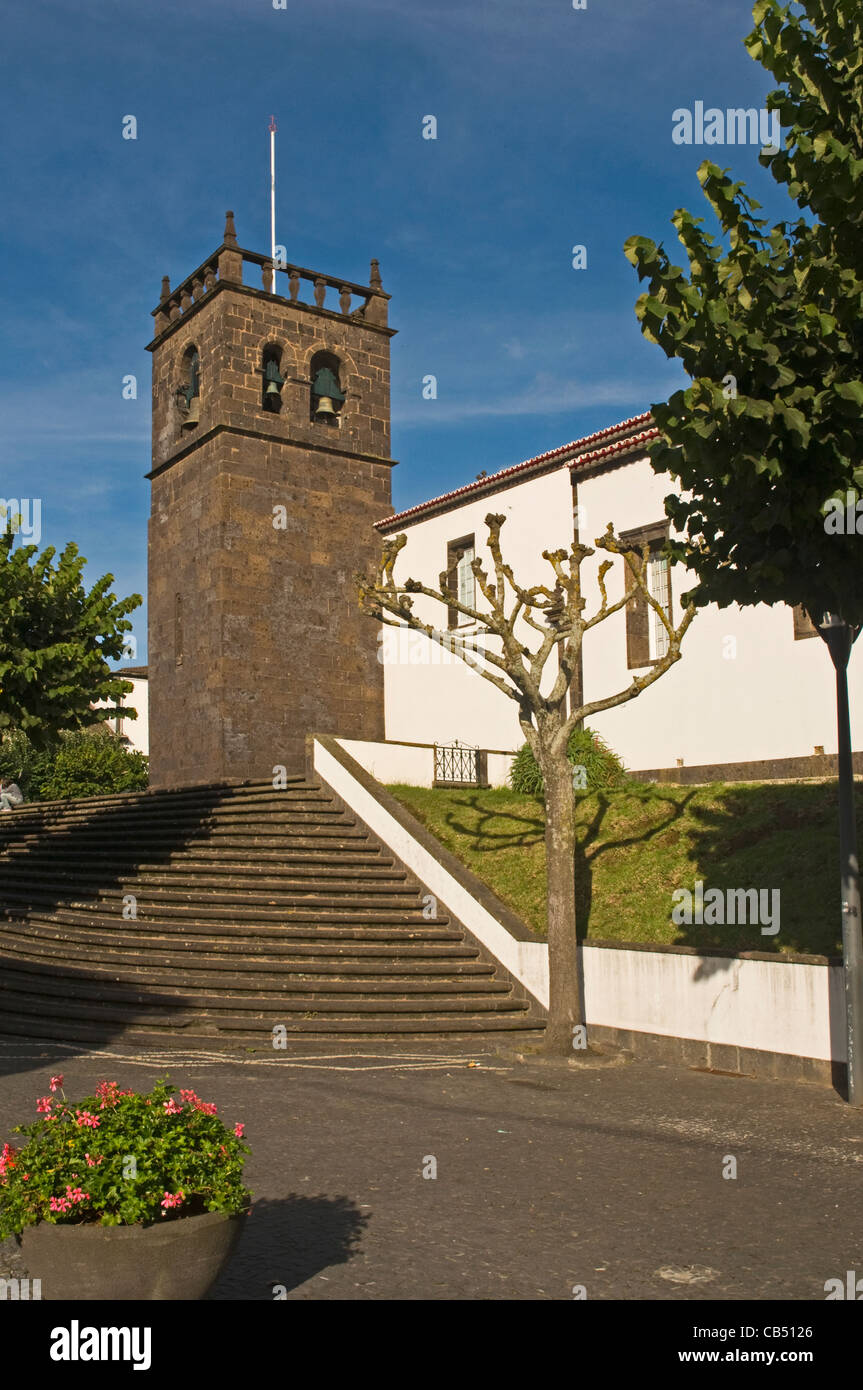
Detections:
146,213,394,788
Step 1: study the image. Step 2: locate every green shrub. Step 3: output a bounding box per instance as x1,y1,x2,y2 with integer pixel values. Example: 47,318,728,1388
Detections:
38,729,148,801
0,729,54,800
509,727,627,796
0,1076,251,1235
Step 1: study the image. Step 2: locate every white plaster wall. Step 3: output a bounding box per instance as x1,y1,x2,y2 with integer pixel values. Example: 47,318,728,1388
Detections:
335,738,516,789
92,677,149,757
582,945,841,1062
382,468,575,752
577,458,863,769
381,452,863,770
337,738,434,785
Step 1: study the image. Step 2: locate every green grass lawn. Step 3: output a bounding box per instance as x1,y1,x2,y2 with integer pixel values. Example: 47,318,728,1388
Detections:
386,780,863,957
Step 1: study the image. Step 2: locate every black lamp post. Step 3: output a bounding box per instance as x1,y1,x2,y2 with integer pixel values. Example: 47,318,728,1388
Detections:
819,613,863,1105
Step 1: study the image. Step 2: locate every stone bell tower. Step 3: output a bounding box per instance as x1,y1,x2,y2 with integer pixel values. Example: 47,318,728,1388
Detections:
146,212,394,788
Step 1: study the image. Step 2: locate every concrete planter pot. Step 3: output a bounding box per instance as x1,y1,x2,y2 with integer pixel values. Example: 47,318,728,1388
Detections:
20,1209,247,1300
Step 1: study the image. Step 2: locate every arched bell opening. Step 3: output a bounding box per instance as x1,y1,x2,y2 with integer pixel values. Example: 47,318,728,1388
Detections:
261,344,285,414
175,345,201,431
309,350,345,426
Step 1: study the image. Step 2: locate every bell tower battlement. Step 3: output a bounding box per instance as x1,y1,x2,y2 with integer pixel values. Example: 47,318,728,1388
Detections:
146,212,395,788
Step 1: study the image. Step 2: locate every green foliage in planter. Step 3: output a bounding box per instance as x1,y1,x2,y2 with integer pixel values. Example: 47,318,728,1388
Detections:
0,1076,251,1236
38,729,148,801
509,727,627,796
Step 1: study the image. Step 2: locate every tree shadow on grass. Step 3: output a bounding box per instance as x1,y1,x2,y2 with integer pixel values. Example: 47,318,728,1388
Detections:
432,779,857,958
436,782,698,939
445,778,858,1095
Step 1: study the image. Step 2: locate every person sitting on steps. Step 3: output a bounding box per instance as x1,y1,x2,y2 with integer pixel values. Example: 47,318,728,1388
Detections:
0,779,24,812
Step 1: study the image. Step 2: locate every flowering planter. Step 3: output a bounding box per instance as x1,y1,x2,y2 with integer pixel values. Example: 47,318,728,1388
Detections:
2,1075,251,1301
20,1208,247,1301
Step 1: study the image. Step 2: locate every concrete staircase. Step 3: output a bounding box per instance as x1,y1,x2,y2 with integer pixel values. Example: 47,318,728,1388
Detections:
0,778,543,1048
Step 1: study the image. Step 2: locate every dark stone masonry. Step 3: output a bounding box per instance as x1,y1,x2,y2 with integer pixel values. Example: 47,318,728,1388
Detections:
146,213,394,789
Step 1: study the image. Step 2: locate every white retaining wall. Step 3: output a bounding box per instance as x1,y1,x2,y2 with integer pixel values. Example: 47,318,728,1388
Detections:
318,736,843,1064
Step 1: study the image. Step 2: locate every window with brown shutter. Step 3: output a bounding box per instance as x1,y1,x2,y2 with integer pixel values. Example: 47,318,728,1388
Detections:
619,521,671,669
443,535,475,629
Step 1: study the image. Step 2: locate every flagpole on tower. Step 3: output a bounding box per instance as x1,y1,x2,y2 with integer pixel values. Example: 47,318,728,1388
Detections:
269,115,277,290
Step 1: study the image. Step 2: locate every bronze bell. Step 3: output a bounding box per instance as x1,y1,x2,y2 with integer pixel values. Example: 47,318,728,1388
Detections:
182,396,200,428
312,365,345,420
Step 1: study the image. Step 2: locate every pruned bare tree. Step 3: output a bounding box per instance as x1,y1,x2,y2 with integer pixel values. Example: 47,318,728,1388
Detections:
357,512,695,1053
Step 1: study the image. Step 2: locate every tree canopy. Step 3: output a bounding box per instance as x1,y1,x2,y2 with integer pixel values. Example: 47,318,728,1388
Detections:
0,525,142,747
624,0,863,628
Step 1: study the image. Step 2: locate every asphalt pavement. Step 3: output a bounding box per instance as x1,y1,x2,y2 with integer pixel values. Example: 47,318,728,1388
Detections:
1,1037,861,1301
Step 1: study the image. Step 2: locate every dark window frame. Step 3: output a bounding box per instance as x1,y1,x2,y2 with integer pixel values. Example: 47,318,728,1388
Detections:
618,521,671,670
442,534,476,630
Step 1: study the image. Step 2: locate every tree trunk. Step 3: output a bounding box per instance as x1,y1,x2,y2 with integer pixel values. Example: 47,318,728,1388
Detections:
542,754,583,1053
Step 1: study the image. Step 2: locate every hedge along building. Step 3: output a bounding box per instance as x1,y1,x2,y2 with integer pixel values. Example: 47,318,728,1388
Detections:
375,413,863,782
146,213,395,788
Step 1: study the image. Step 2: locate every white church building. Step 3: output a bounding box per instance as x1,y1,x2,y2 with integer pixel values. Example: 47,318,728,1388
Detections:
371,411,862,784
115,410,860,786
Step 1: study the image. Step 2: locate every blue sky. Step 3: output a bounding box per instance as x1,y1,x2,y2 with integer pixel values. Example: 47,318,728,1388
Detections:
0,0,796,663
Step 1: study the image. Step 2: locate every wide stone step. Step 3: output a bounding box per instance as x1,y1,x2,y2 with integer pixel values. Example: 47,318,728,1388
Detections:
0,847,397,873
0,972,529,1017
0,931,496,976
0,1010,543,1046
0,779,313,816
0,872,425,906
0,857,411,885
0,898,450,929
1,913,476,951
0,889,428,922
0,796,341,829
1,819,366,845
0,915,464,948
0,952,508,996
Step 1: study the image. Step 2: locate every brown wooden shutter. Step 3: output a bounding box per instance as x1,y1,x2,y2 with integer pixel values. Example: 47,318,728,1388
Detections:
793,604,818,640
443,554,459,629
445,535,473,629
625,549,650,668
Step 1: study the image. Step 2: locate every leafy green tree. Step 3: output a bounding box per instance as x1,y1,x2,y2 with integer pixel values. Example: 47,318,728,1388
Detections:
0,524,141,748
624,0,863,1097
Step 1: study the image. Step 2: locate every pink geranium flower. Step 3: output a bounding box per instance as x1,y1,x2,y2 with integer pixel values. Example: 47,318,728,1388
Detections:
36,1096,53,1114
160,1190,185,1211
95,1080,133,1109
74,1110,100,1129
49,1074,64,1092
163,1098,183,1115
233,1123,245,1138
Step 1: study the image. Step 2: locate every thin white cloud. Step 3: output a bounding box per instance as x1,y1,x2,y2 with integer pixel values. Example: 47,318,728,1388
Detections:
394,372,681,425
